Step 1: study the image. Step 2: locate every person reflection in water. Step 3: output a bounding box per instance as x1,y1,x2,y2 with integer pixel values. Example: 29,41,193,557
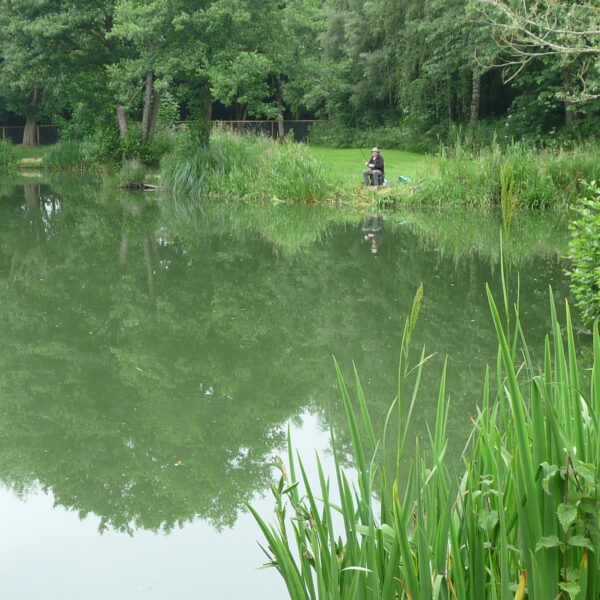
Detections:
362,215,383,254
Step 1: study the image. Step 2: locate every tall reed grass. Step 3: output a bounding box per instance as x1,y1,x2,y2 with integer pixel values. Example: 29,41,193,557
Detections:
44,140,91,171
251,286,600,599
161,131,332,203
413,141,600,208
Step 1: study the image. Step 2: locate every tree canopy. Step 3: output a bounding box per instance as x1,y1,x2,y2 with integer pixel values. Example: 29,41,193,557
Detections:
1,0,599,144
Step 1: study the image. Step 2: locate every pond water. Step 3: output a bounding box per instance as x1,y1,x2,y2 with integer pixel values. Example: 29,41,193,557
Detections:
0,177,571,599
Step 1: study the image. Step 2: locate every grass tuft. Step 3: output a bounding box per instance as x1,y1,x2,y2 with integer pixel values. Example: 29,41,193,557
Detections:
161,131,332,203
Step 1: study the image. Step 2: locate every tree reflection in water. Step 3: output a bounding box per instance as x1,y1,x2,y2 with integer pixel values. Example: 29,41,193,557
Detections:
0,178,570,533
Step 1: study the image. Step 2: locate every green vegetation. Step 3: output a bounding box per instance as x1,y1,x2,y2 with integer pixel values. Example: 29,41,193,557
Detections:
44,140,90,170
252,289,600,600
1,0,598,160
309,142,600,209
0,139,16,170
569,183,600,324
161,131,331,202
413,142,600,208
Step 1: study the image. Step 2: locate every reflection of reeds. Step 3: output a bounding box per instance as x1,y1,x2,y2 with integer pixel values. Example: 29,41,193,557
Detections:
500,162,517,231
251,288,600,600
160,131,331,203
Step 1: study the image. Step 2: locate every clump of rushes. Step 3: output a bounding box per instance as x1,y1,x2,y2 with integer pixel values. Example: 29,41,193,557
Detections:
413,141,600,208
44,140,89,170
160,131,332,203
250,284,600,599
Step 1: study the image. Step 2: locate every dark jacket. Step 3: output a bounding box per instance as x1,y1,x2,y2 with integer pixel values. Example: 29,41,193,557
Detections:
370,154,384,174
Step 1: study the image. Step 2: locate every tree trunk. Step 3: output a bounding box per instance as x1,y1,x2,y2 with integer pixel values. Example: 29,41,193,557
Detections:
146,90,161,143
23,86,42,145
469,71,481,127
116,103,129,138
192,86,213,146
562,68,580,129
275,81,286,142
141,73,154,143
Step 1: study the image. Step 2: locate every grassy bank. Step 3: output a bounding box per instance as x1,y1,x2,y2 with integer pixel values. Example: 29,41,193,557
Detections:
310,141,600,208
252,289,600,599
14,132,600,209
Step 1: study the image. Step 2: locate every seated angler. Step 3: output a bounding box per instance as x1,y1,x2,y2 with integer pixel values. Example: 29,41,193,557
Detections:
363,147,384,186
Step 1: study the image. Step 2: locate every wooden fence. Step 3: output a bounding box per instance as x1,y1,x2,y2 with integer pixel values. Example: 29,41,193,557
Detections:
0,124,59,145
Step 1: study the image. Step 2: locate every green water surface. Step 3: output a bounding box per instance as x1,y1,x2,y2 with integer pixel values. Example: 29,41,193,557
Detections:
0,177,571,599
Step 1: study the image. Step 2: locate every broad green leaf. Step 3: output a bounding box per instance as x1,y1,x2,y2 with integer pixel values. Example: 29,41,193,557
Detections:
558,503,578,532
536,535,561,551
478,510,499,533
567,536,594,551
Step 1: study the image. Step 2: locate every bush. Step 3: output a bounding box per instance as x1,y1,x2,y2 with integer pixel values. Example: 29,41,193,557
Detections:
308,119,432,153
568,182,600,323
0,138,16,171
47,125,177,170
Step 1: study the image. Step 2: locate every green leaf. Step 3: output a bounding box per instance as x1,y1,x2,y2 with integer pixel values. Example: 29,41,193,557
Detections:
558,503,578,532
559,580,581,599
540,462,559,494
536,535,561,551
567,536,594,551
478,510,499,533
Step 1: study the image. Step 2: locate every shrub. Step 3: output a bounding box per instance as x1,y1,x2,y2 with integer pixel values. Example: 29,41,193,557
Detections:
568,182,600,323
308,119,432,153
0,138,16,171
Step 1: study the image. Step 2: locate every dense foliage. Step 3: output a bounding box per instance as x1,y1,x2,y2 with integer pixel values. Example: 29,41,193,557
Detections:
569,183,600,324
0,0,599,151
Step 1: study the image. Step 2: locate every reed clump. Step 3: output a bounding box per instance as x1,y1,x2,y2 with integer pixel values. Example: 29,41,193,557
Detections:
45,140,92,171
160,131,332,203
251,287,600,599
414,141,600,208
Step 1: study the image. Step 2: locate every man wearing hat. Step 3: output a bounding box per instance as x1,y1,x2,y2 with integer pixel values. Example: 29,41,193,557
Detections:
363,147,385,186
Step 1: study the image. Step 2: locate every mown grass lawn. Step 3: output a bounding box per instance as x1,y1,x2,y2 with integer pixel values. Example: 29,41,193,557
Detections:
308,146,435,185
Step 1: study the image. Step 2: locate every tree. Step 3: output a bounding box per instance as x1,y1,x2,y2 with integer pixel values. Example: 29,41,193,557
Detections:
476,0,600,102
0,1,114,144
